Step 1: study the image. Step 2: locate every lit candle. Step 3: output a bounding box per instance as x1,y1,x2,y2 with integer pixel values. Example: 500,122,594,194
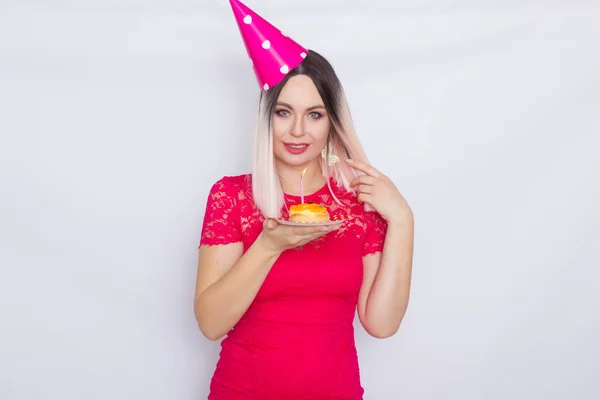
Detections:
300,167,307,203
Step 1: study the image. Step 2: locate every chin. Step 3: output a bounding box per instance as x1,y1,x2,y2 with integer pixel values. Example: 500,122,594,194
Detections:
276,154,318,167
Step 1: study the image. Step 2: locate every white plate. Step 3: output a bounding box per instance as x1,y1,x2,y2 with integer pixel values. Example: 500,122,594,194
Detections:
275,219,345,227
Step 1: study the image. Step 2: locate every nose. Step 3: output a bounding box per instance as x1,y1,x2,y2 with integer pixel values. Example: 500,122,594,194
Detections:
290,116,304,137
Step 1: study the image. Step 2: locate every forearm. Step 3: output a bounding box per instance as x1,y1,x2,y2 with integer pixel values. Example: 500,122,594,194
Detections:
194,236,280,340
365,216,414,336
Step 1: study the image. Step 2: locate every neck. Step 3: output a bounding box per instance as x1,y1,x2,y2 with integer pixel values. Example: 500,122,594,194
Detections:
276,158,326,197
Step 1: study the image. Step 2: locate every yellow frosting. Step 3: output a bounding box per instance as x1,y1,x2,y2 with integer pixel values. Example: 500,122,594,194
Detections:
289,203,328,214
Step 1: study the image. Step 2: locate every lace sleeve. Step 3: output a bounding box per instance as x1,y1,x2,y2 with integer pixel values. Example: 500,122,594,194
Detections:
198,177,242,247
363,210,388,256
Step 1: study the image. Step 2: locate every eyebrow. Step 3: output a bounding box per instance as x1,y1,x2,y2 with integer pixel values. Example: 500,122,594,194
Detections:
276,101,325,111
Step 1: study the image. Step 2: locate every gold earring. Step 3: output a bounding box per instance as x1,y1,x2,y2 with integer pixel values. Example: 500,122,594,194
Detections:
321,142,340,166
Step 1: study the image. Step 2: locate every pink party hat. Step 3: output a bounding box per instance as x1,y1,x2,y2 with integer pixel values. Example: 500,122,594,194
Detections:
228,0,308,91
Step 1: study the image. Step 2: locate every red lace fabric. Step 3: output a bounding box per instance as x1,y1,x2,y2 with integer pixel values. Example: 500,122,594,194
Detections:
199,174,387,400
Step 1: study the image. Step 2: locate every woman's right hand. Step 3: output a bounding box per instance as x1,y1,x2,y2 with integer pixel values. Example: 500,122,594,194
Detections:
257,219,340,256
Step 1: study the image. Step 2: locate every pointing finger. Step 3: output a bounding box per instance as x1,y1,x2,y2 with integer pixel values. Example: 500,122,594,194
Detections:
350,174,376,188
346,159,383,178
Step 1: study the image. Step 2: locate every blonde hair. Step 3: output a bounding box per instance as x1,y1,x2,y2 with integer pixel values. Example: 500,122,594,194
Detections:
251,50,372,218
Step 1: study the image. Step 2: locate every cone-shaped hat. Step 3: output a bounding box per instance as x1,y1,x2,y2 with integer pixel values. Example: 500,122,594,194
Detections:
229,0,308,91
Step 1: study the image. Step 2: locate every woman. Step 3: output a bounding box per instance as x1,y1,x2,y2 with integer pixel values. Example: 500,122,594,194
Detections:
194,1,414,399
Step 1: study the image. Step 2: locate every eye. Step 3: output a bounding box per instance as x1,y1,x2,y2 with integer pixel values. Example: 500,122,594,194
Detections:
308,112,322,119
275,109,290,117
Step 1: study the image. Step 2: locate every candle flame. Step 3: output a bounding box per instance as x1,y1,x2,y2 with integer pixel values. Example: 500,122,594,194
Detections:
301,167,307,178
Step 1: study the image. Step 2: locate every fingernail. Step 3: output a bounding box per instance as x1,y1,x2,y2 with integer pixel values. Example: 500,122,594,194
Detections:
345,158,353,163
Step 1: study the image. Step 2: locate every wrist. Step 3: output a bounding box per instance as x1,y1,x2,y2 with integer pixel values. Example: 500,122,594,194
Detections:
255,233,283,259
387,209,414,227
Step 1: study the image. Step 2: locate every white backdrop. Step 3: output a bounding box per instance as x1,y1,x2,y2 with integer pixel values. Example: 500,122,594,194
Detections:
1,0,599,399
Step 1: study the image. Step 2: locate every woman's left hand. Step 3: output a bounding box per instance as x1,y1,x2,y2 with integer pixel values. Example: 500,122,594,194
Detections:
348,159,413,225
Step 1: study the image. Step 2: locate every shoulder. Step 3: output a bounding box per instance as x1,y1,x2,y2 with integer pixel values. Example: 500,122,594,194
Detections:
210,173,250,188
209,173,251,193
329,178,359,206
206,173,252,206
329,179,387,226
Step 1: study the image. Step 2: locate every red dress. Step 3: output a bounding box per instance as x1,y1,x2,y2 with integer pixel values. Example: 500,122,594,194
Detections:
199,174,387,400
